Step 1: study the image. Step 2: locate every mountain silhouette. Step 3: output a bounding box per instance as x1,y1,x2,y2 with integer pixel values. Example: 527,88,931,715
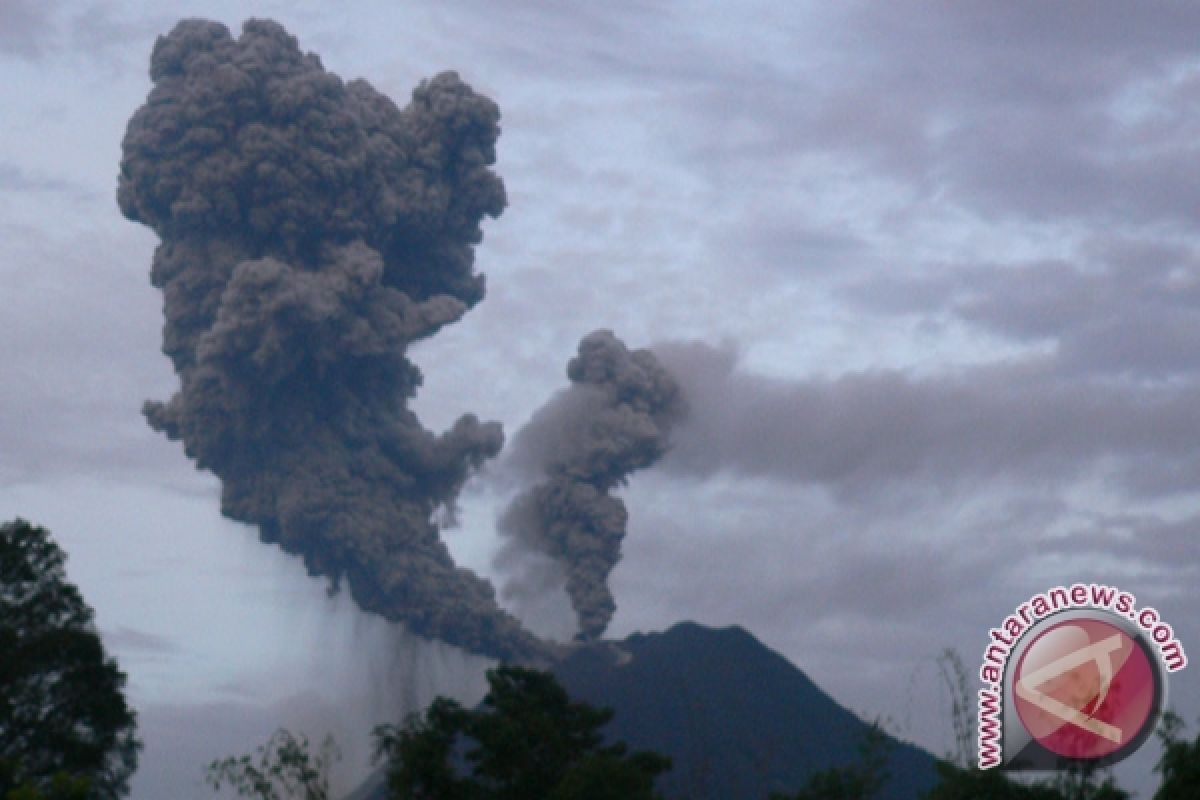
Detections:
553,621,938,799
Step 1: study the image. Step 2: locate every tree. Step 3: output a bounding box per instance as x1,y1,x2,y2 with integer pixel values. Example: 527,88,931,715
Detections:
1047,761,1128,800
923,762,1065,800
0,519,140,799
770,720,891,800
372,666,671,800
206,729,339,800
1153,711,1200,799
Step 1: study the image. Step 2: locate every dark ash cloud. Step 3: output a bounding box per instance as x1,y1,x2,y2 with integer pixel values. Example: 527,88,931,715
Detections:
118,18,543,661
496,330,684,640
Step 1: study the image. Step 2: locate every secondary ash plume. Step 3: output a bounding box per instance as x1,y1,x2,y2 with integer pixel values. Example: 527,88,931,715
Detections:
118,18,544,661
497,330,684,641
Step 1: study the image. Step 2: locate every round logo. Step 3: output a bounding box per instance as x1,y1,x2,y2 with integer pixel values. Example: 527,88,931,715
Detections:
1013,616,1158,761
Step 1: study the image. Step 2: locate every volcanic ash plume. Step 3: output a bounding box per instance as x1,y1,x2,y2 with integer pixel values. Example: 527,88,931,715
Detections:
497,331,685,640
118,18,543,661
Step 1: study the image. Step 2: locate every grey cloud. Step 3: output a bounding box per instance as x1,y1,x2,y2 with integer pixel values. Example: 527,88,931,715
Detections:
655,340,1200,500
869,2,1200,228
67,4,170,73
844,236,1200,380
0,222,184,489
842,1,1200,103
961,239,1200,380
0,162,75,193
0,0,56,58
1040,511,1200,581
101,625,182,657
726,218,868,277
0,1,155,66
937,109,1200,228
667,2,1200,235
443,0,710,87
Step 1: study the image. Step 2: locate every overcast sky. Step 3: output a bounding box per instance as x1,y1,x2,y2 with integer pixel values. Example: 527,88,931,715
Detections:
2,1,1198,797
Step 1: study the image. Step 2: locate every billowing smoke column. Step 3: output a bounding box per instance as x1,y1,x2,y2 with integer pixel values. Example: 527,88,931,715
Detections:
497,331,684,640
118,18,544,661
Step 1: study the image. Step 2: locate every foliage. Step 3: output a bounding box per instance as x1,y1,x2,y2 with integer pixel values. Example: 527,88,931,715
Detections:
1046,761,1128,800
921,759,1130,800
1153,711,1200,799
0,519,140,799
923,761,1065,800
770,720,891,800
0,766,90,800
206,729,339,800
372,666,671,800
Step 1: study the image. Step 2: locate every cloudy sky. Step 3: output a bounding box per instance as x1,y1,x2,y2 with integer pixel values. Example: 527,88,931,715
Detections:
3,1,1198,796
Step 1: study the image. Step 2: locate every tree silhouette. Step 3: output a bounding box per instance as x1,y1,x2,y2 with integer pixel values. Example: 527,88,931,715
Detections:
1153,711,1200,799
922,762,1066,800
373,666,670,800
0,519,140,799
770,720,891,800
206,729,339,800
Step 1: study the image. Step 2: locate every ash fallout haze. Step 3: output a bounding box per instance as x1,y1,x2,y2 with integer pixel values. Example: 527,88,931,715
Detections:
2,2,1200,798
